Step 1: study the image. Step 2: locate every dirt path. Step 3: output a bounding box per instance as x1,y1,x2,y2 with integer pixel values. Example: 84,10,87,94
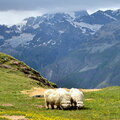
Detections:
1,115,28,120
21,87,46,97
21,87,102,97
1,104,13,107
81,89,102,92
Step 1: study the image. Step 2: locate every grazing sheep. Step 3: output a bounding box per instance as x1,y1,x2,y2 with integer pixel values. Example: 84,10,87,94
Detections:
55,88,71,110
44,88,71,110
70,88,84,109
44,89,56,109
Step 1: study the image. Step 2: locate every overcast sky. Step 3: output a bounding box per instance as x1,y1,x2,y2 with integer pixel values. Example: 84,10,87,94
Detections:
0,0,120,25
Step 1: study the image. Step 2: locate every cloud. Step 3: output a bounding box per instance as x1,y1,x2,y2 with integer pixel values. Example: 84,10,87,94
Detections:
0,10,43,25
0,0,120,25
0,0,120,11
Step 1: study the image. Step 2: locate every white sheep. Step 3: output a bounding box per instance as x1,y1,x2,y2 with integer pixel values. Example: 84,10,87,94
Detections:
44,88,71,110
44,89,56,109
55,88,71,110
70,88,84,109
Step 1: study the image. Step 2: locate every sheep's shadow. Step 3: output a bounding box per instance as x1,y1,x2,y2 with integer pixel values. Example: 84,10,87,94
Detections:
44,106,91,111
65,106,91,111
47,106,91,111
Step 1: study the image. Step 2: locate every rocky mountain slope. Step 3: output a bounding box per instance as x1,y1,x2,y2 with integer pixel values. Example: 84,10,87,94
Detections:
0,9,120,88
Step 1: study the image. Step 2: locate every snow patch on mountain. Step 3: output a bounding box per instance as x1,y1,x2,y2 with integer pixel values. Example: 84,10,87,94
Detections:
74,22,102,32
79,64,99,72
103,13,117,21
47,40,53,44
5,31,11,33
3,33,35,48
0,35,4,39
34,39,57,47
66,12,75,19
113,9,120,16
89,43,118,53
44,40,56,46
17,20,27,31
51,41,56,45
59,30,65,34
81,29,86,34
33,24,39,29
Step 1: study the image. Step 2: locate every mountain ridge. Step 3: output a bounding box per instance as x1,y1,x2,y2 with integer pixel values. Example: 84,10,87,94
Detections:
0,9,120,88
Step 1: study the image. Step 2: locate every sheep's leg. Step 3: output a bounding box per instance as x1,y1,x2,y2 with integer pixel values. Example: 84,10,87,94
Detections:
73,102,77,109
60,106,63,110
71,103,74,107
51,104,54,109
74,102,77,107
71,99,74,107
57,105,61,110
46,102,49,109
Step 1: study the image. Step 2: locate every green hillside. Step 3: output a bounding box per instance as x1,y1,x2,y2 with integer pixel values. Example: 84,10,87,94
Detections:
0,52,120,120
0,52,57,88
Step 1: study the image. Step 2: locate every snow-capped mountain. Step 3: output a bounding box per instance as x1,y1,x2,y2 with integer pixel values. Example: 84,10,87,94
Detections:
0,11,102,49
77,9,120,24
1,9,119,49
1,9,120,88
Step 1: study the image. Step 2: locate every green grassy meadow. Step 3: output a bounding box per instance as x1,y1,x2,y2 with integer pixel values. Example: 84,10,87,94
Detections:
0,67,120,120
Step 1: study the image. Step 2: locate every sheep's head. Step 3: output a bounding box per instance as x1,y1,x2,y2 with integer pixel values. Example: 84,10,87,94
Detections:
77,101,84,109
61,101,71,110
